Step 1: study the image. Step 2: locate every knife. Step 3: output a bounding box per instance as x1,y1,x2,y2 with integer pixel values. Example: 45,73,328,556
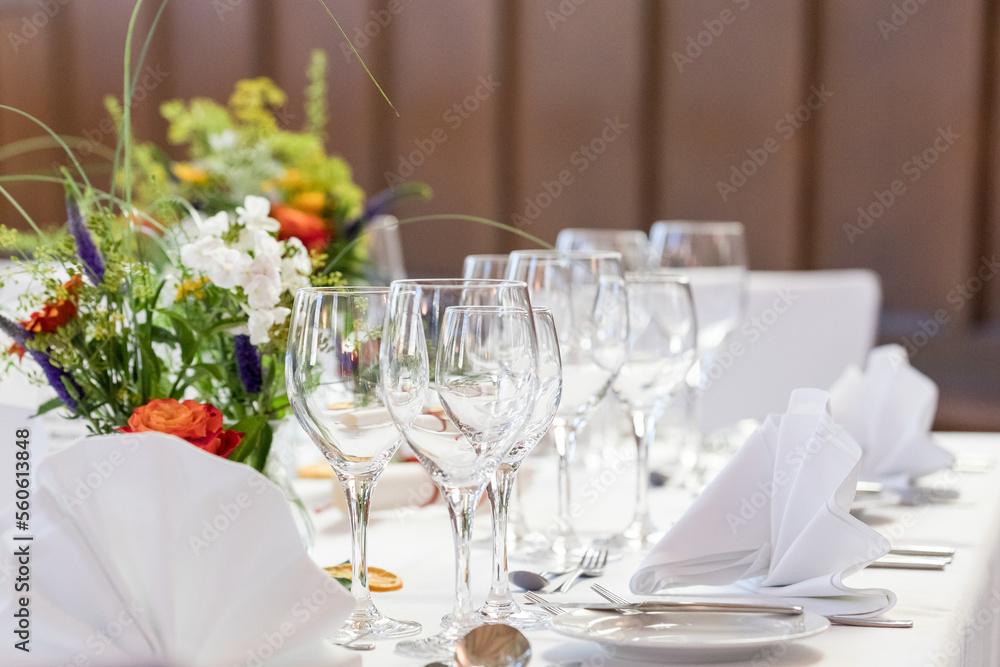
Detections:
888,545,956,558
869,554,951,570
524,600,804,615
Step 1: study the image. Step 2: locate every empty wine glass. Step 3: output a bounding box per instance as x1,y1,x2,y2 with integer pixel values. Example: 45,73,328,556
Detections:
463,254,510,279
479,307,562,628
285,286,421,644
555,228,652,272
604,273,697,550
506,251,628,566
648,222,748,478
380,280,538,660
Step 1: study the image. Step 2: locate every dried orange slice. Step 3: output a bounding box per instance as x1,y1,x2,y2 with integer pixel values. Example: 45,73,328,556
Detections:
324,564,403,592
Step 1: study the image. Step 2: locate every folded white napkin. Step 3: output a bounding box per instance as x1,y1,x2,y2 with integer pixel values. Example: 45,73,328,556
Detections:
631,389,895,617
829,344,953,488
0,432,358,666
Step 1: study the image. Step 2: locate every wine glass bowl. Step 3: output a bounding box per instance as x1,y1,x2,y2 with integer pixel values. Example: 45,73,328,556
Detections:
555,228,652,272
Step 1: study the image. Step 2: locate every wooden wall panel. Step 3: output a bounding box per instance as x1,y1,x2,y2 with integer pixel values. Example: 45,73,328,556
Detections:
813,0,982,317
987,0,1000,327
657,0,807,271
269,0,380,195
508,0,645,248
385,0,502,277
0,5,65,233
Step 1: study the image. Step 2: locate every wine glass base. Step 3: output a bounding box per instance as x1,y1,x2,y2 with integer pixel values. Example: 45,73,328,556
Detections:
328,612,422,644
394,624,474,661
596,517,664,553
442,605,550,631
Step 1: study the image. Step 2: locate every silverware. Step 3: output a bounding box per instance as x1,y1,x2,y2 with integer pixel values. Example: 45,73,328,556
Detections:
553,548,608,593
869,554,951,570
523,590,566,615
889,544,956,558
525,600,805,615
455,624,532,667
827,615,914,628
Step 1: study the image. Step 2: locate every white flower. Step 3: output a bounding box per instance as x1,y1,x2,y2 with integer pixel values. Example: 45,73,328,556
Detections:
283,237,312,275
236,195,280,233
208,129,237,152
180,236,225,271
205,248,252,290
199,211,231,238
246,306,291,345
244,272,282,310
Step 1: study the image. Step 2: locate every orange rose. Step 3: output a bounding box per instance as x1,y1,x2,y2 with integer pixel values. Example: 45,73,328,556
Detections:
22,276,84,334
271,203,331,251
119,399,243,458
7,342,25,361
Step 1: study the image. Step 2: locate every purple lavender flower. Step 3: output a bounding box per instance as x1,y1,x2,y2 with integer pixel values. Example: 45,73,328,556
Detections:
67,197,106,284
3,314,79,412
234,334,262,394
0,313,29,346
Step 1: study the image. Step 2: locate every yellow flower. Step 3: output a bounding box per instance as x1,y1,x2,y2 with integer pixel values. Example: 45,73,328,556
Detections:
278,168,304,189
176,277,209,301
172,163,209,185
290,191,326,216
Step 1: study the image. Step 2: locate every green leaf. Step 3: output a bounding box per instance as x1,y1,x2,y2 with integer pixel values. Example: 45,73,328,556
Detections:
32,397,65,418
150,325,177,345
160,310,197,362
226,415,266,464
247,421,273,473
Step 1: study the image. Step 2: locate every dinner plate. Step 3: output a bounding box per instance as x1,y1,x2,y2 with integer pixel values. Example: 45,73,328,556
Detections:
551,608,830,663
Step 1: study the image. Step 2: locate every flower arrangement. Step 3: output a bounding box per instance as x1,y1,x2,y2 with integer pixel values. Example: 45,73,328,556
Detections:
0,47,426,471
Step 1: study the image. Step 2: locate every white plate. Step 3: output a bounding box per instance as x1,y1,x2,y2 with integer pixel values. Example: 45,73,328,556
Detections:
551,609,830,663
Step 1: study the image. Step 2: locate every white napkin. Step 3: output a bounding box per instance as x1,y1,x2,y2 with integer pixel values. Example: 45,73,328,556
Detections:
0,432,358,667
631,388,895,617
829,344,953,487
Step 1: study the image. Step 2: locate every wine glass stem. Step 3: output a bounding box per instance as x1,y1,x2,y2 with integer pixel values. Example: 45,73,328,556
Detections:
486,462,518,606
551,422,577,540
444,486,480,628
339,473,378,617
631,411,654,523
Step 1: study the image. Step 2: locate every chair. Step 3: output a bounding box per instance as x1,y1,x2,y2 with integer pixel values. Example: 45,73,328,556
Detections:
699,269,882,432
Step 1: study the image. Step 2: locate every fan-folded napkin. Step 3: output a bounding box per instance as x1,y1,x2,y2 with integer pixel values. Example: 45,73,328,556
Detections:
829,344,953,488
0,432,357,666
631,388,895,617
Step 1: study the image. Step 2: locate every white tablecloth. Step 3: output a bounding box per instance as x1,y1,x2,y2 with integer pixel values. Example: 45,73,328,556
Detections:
301,433,1000,667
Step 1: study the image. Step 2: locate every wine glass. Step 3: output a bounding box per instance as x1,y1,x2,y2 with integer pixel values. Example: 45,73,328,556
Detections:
380,280,538,660
479,307,562,628
506,251,628,565
463,254,510,279
604,272,697,550
648,221,749,478
285,286,421,644
555,228,652,272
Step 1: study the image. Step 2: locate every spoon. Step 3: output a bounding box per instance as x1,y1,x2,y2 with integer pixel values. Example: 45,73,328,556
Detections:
455,624,532,667
509,570,549,592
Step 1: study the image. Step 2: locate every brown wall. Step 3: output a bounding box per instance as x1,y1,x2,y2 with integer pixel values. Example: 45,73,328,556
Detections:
1,0,998,421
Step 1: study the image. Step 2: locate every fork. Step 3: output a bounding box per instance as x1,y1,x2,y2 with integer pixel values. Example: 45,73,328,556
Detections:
592,584,914,628
553,548,609,593
524,590,566,616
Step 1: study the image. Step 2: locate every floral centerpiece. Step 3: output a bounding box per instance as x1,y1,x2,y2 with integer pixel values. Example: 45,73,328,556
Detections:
0,49,426,472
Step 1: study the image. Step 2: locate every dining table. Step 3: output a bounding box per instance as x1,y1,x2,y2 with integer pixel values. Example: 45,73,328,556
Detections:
298,431,1000,667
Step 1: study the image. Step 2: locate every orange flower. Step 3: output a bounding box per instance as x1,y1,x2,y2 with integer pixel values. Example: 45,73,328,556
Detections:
271,203,331,251
118,399,243,458
289,191,326,216
7,342,25,361
21,276,84,334
172,163,210,185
